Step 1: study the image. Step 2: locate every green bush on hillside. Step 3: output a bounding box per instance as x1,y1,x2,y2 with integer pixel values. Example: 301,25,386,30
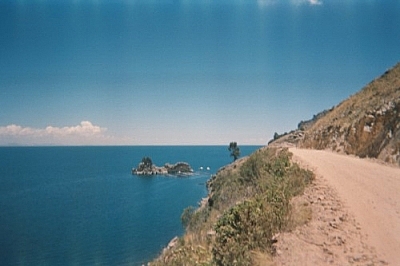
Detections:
181,206,196,227
152,148,314,266
211,148,313,265
213,198,278,266
181,206,210,232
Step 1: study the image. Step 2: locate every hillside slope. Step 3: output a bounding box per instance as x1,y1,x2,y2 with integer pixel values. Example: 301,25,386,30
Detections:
299,63,400,165
151,148,315,265
149,65,400,265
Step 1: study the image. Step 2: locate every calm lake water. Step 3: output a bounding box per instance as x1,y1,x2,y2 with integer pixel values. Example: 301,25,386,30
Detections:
0,146,261,265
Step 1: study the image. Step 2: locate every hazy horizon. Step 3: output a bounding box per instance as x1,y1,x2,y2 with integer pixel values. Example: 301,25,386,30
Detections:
1,0,399,145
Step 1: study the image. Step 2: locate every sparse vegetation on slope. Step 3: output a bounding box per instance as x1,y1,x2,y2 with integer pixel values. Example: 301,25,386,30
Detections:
300,63,400,165
150,148,314,266
269,63,400,166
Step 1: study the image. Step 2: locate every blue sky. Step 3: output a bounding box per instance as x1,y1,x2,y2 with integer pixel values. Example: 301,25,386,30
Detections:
1,0,399,145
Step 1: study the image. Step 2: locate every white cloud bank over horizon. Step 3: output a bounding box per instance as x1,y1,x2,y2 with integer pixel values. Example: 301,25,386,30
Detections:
0,121,269,146
0,121,121,146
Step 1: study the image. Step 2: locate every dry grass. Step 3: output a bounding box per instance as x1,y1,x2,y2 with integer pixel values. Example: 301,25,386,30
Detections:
287,198,312,230
299,63,400,164
151,147,315,266
311,63,400,131
251,251,275,266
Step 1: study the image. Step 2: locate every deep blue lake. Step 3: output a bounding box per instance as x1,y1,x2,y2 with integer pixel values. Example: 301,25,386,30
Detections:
0,145,261,265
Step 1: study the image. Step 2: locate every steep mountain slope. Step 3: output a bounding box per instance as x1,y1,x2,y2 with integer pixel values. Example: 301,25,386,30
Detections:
274,63,400,165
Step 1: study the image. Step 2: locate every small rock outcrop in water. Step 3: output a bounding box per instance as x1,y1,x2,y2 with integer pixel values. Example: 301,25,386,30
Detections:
132,159,193,176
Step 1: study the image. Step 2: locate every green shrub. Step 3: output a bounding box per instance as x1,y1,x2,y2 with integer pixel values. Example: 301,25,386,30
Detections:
154,148,315,266
211,148,314,265
181,206,195,227
181,206,210,232
212,198,277,266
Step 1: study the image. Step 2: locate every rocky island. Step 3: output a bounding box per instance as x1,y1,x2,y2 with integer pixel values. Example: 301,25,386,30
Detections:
132,156,193,176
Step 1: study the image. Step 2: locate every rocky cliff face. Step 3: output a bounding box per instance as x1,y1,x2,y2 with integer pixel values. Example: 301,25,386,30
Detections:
299,63,400,165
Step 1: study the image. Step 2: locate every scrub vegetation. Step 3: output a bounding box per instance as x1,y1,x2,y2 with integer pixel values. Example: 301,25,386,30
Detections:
151,147,314,266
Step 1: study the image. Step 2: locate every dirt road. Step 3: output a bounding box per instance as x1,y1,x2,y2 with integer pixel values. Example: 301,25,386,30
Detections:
288,148,400,265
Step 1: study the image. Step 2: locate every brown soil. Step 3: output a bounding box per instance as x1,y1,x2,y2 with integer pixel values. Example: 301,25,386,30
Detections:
273,148,400,265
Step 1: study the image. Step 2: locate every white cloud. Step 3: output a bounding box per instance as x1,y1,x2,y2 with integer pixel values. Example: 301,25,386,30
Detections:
0,121,118,146
44,121,104,137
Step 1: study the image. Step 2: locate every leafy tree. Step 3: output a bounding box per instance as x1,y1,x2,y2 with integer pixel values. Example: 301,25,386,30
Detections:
228,142,240,162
